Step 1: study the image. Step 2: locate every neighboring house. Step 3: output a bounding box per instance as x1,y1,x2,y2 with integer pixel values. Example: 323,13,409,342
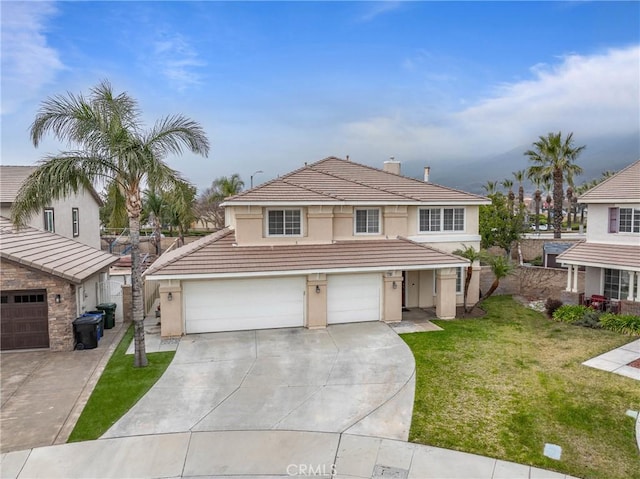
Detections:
0,166,102,250
0,217,118,351
145,157,490,337
557,159,640,309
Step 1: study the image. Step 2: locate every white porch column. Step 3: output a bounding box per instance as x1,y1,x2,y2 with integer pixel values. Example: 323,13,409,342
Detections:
565,264,573,292
628,271,636,301
572,265,579,293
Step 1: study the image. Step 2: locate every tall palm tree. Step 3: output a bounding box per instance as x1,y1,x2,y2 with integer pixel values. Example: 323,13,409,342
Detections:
165,180,197,246
501,179,515,213
213,174,244,198
566,184,574,231
525,132,585,239
11,81,210,367
527,175,543,232
452,245,482,313
143,188,168,255
482,180,498,196
512,170,525,211
544,180,553,229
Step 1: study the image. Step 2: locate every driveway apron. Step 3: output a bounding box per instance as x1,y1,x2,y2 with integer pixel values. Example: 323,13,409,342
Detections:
103,322,416,440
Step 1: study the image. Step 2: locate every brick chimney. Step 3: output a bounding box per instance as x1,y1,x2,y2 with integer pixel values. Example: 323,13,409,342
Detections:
423,166,431,182
383,157,401,175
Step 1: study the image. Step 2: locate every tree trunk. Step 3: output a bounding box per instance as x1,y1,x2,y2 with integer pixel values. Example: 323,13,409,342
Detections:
534,191,541,232
127,190,148,368
553,169,563,239
470,279,500,310
518,186,524,210
463,266,473,313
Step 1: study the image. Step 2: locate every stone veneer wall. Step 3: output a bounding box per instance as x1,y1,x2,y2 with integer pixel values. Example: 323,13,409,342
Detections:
621,301,640,316
0,260,76,351
480,265,584,301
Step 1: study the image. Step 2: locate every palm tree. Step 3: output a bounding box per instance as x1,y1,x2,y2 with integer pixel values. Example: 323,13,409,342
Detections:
528,175,543,232
11,81,210,367
143,189,167,255
452,245,482,313
525,132,585,239
213,174,244,198
566,184,574,231
165,180,197,246
544,181,553,229
482,180,498,196
512,170,525,211
501,179,515,213
474,254,513,307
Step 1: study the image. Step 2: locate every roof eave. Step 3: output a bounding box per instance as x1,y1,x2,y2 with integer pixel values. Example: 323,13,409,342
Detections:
222,200,491,207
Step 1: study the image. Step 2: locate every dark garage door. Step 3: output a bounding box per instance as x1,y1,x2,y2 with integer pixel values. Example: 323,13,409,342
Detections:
1,290,49,350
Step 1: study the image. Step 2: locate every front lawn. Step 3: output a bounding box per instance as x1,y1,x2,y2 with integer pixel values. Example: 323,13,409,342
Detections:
402,295,640,479
68,325,175,442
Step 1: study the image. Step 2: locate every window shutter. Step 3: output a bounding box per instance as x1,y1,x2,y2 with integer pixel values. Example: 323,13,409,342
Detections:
608,207,619,233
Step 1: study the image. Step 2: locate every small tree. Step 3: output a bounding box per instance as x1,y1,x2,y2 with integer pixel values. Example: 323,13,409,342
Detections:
475,253,514,306
479,192,525,258
452,245,482,313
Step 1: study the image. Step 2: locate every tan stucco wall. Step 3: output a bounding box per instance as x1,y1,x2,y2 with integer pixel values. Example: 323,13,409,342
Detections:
382,272,403,323
159,281,183,337
306,274,327,328
383,206,408,237
435,268,457,319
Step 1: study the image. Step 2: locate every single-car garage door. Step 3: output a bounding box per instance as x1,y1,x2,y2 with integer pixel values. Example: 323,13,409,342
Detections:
184,276,306,333
1,290,49,350
327,273,381,324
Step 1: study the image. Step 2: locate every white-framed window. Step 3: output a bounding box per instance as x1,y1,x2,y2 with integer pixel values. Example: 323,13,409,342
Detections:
603,268,629,300
44,208,55,233
355,208,380,234
419,207,464,233
434,268,463,294
609,207,640,233
267,209,301,236
72,208,79,237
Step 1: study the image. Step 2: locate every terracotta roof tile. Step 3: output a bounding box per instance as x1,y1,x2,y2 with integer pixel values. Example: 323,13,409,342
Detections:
556,241,640,270
579,159,640,203
145,228,469,278
0,216,118,283
225,157,489,205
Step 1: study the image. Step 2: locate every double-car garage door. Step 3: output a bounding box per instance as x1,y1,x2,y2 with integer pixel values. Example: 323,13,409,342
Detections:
183,273,382,333
1,290,49,350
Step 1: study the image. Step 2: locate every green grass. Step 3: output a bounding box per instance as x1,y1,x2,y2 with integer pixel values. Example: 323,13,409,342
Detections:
68,325,175,442
402,295,640,479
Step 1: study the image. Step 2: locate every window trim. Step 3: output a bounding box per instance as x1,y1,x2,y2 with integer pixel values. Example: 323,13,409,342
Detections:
44,208,55,233
72,207,80,237
354,208,381,235
265,208,303,237
418,207,465,233
618,207,640,233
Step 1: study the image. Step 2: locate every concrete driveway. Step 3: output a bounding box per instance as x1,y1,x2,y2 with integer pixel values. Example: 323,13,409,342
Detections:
0,325,125,453
104,322,415,441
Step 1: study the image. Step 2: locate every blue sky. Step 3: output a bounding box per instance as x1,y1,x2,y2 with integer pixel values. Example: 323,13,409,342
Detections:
2,1,639,192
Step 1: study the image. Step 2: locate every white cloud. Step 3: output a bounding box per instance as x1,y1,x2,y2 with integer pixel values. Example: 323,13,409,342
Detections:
341,45,640,160
153,33,205,91
1,1,64,115
357,1,403,23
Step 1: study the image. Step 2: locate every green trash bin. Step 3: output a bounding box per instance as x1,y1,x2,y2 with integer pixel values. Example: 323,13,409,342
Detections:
96,303,117,329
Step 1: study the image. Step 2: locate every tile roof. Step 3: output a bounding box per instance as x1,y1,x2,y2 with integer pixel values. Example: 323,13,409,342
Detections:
556,241,640,271
145,228,469,278
0,216,118,283
0,165,103,205
579,159,640,203
225,157,490,205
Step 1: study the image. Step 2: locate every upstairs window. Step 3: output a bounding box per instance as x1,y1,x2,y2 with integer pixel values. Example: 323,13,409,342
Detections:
355,209,380,234
419,207,464,232
267,209,301,236
72,208,80,237
609,207,640,233
44,208,55,233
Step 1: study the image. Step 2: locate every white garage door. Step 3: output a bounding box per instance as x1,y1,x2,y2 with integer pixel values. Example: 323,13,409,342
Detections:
327,273,381,324
184,276,306,333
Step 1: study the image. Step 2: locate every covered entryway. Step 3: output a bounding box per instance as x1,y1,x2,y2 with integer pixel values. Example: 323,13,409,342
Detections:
0,290,49,350
327,273,381,324
184,276,306,333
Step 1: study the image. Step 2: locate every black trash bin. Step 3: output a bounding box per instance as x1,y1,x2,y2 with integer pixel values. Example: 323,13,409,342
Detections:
96,303,117,329
73,316,100,350
82,311,105,339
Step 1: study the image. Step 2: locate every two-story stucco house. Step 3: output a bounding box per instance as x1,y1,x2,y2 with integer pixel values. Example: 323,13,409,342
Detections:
146,157,489,337
0,166,102,250
558,159,640,310
0,165,116,351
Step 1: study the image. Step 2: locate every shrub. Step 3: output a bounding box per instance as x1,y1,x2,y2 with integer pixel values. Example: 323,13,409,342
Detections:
553,305,591,323
573,309,602,329
544,298,563,318
599,313,640,336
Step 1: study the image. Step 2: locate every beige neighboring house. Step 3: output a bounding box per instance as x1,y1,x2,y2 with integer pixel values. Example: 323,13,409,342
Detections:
0,217,118,351
0,165,102,250
146,157,490,337
557,159,640,311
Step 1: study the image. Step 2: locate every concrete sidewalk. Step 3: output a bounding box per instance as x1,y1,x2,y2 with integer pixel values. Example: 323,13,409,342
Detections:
0,430,579,479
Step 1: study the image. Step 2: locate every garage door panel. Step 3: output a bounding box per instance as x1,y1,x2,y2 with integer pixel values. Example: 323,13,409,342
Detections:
327,274,381,324
1,290,49,350
184,277,305,333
